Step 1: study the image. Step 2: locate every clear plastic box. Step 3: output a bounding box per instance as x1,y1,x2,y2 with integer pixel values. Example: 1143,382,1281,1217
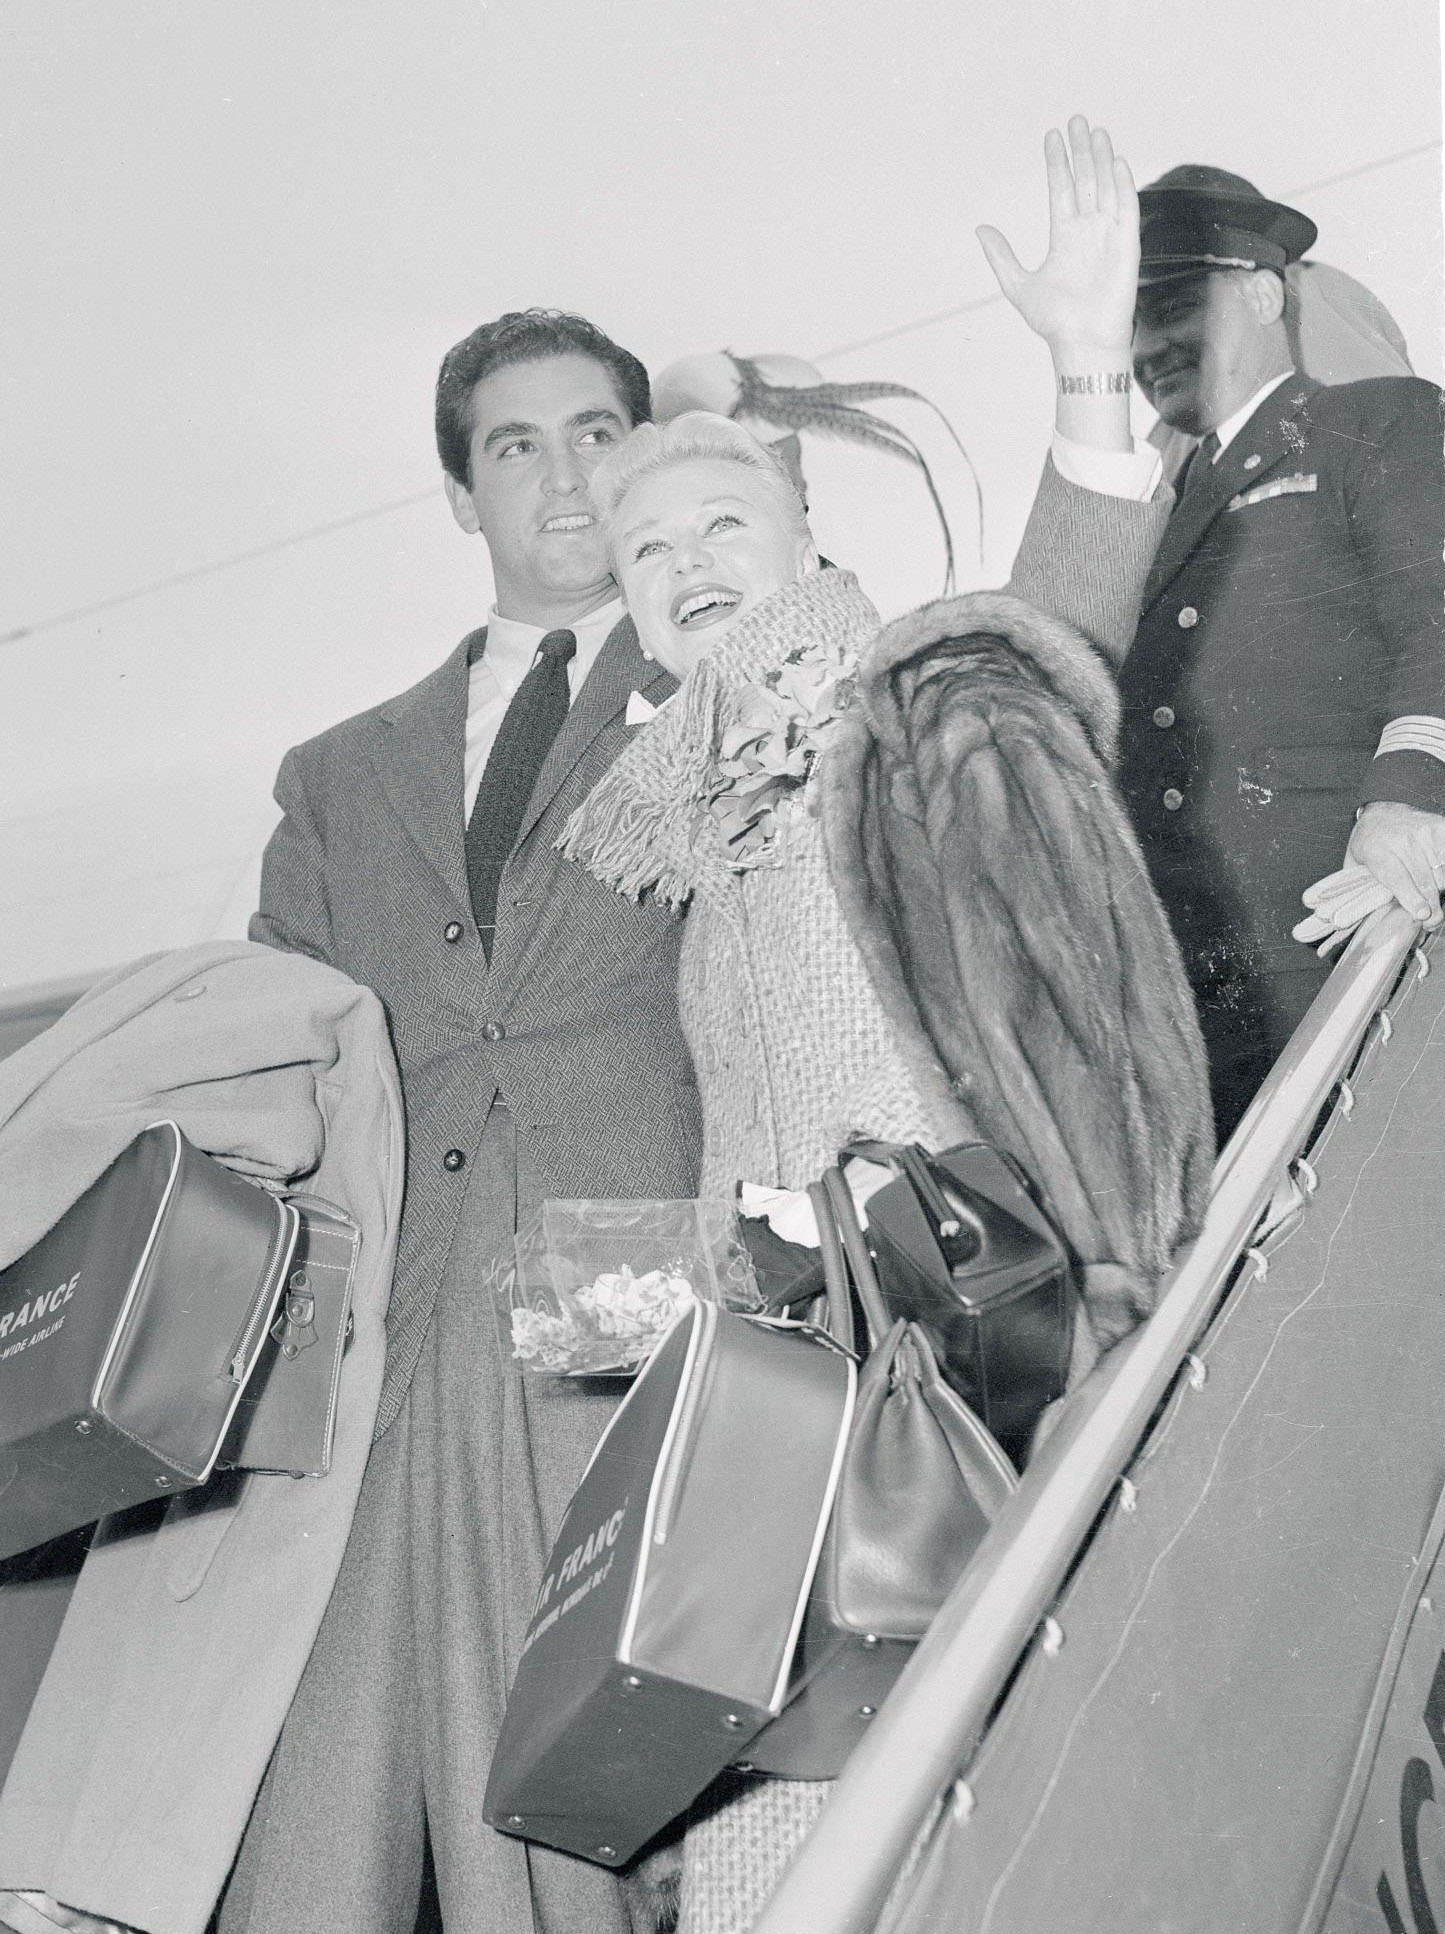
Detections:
492,1197,761,1376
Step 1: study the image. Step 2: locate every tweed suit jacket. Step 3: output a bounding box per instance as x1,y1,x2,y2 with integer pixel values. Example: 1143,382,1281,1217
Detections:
252,617,701,1434
1116,374,1445,1017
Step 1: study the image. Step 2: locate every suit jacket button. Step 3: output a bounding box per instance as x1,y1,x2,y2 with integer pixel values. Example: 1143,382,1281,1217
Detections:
443,1148,467,1172
1177,606,1199,629
443,921,464,944
1162,787,1184,812
482,1020,506,1042
1152,705,1176,729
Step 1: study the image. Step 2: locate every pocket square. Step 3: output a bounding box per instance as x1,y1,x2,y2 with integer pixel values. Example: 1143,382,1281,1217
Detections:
1227,472,1318,512
624,690,659,726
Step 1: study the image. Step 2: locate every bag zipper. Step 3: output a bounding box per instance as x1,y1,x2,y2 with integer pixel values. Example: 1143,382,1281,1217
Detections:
228,1200,295,1382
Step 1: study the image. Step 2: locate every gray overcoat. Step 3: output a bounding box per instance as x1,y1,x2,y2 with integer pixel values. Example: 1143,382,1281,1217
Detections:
0,943,404,1934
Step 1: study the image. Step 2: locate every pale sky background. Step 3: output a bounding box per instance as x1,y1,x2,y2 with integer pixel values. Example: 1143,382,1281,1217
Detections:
2,0,1442,996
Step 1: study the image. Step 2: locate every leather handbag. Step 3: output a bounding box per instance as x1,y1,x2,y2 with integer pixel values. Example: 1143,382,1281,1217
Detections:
483,1297,856,1867
742,1165,1017,1779
853,1139,1075,1465
0,1122,354,1562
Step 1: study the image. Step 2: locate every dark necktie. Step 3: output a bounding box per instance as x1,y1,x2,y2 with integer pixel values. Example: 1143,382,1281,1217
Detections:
1175,429,1221,506
466,628,577,958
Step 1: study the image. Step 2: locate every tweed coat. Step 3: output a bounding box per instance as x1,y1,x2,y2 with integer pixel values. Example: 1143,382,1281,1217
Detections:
251,615,701,1435
1116,374,1445,1100
679,473,1180,1934
685,464,1176,1208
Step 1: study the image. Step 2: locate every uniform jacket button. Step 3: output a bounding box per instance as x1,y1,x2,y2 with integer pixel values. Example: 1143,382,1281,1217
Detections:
482,1020,506,1042
443,1148,467,1172
443,920,464,944
1162,787,1185,812
1152,705,1176,729
1177,606,1199,629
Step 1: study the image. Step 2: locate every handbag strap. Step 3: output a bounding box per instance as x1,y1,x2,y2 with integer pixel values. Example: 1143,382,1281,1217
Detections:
820,1166,892,1352
806,1180,856,1355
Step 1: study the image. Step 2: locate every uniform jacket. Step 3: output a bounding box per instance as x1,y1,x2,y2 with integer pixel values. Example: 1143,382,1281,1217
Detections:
0,943,404,1934
251,617,701,1434
1117,375,1445,1010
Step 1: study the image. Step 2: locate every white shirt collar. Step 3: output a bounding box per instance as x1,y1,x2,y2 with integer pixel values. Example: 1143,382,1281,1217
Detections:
1209,369,1297,459
478,595,626,697
461,594,629,818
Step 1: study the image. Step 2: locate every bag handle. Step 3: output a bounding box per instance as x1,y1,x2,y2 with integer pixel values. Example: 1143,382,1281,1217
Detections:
820,1166,892,1353
846,1138,986,1265
807,1180,856,1355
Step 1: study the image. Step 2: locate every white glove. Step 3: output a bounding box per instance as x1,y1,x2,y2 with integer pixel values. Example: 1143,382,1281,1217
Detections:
1294,863,1400,956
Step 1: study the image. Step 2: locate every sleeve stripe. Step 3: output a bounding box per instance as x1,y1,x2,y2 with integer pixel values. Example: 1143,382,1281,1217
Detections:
1375,716,1445,765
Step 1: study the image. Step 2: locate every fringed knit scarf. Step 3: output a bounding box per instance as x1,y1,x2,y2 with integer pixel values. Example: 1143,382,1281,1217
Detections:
560,567,881,906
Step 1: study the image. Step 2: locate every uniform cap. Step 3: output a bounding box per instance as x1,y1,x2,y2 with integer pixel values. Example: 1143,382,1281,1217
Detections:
1138,165,1317,284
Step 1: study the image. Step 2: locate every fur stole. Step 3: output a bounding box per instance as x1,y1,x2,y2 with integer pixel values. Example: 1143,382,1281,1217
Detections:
559,567,881,906
820,590,1214,1367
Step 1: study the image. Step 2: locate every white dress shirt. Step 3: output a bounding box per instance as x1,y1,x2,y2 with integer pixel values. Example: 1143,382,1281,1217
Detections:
464,597,626,819
1207,369,1297,460
1049,430,1163,501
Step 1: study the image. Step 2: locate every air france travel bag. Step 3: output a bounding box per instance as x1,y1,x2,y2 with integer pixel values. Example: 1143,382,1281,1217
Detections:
483,1297,856,1867
0,1121,301,1561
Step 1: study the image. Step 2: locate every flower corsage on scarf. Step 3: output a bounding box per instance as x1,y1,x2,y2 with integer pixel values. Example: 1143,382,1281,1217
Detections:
560,567,881,907
701,626,858,866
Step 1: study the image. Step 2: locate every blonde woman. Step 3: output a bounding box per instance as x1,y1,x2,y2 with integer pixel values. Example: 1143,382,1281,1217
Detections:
563,118,1211,1934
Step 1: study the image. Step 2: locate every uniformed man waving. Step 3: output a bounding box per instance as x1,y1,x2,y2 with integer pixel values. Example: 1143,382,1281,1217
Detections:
1118,164,1445,1135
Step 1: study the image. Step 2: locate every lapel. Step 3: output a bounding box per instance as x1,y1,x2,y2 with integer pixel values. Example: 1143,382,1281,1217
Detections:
364,617,674,930
369,631,477,911
1141,378,1321,618
511,614,676,850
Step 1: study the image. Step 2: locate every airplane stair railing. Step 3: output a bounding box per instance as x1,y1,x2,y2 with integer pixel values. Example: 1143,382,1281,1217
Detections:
755,904,1429,1934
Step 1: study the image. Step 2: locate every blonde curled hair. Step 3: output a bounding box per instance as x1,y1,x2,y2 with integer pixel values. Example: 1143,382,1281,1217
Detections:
589,410,810,566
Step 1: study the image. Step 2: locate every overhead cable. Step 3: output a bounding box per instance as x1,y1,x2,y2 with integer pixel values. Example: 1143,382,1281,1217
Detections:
812,137,1445,365
0,491,435,647
2,136,1439,650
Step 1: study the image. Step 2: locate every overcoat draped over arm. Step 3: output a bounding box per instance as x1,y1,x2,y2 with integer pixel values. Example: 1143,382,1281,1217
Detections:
0,942,403,1934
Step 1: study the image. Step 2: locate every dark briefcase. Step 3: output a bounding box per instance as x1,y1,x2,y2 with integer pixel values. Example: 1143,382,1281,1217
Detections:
857,1141,1075,1466
0,1122,301,1561
483,1298,856,1868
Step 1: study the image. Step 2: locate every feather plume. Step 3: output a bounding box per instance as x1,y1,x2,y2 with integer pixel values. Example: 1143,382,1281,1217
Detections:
727,355,983,591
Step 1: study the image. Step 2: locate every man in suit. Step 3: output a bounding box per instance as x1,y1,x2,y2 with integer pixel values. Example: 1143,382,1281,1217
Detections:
223,312,700,1934
1118,166,1445,1136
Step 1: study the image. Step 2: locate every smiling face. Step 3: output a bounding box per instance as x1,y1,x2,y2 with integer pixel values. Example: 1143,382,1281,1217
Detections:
611,458,818,679
1133,268,1290,436
444,352,634,625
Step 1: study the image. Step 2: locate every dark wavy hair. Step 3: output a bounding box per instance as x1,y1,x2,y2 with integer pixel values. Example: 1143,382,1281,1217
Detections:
435,309,652,486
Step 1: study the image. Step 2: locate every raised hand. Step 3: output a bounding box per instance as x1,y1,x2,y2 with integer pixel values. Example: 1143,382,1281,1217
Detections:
977,116,1140,361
